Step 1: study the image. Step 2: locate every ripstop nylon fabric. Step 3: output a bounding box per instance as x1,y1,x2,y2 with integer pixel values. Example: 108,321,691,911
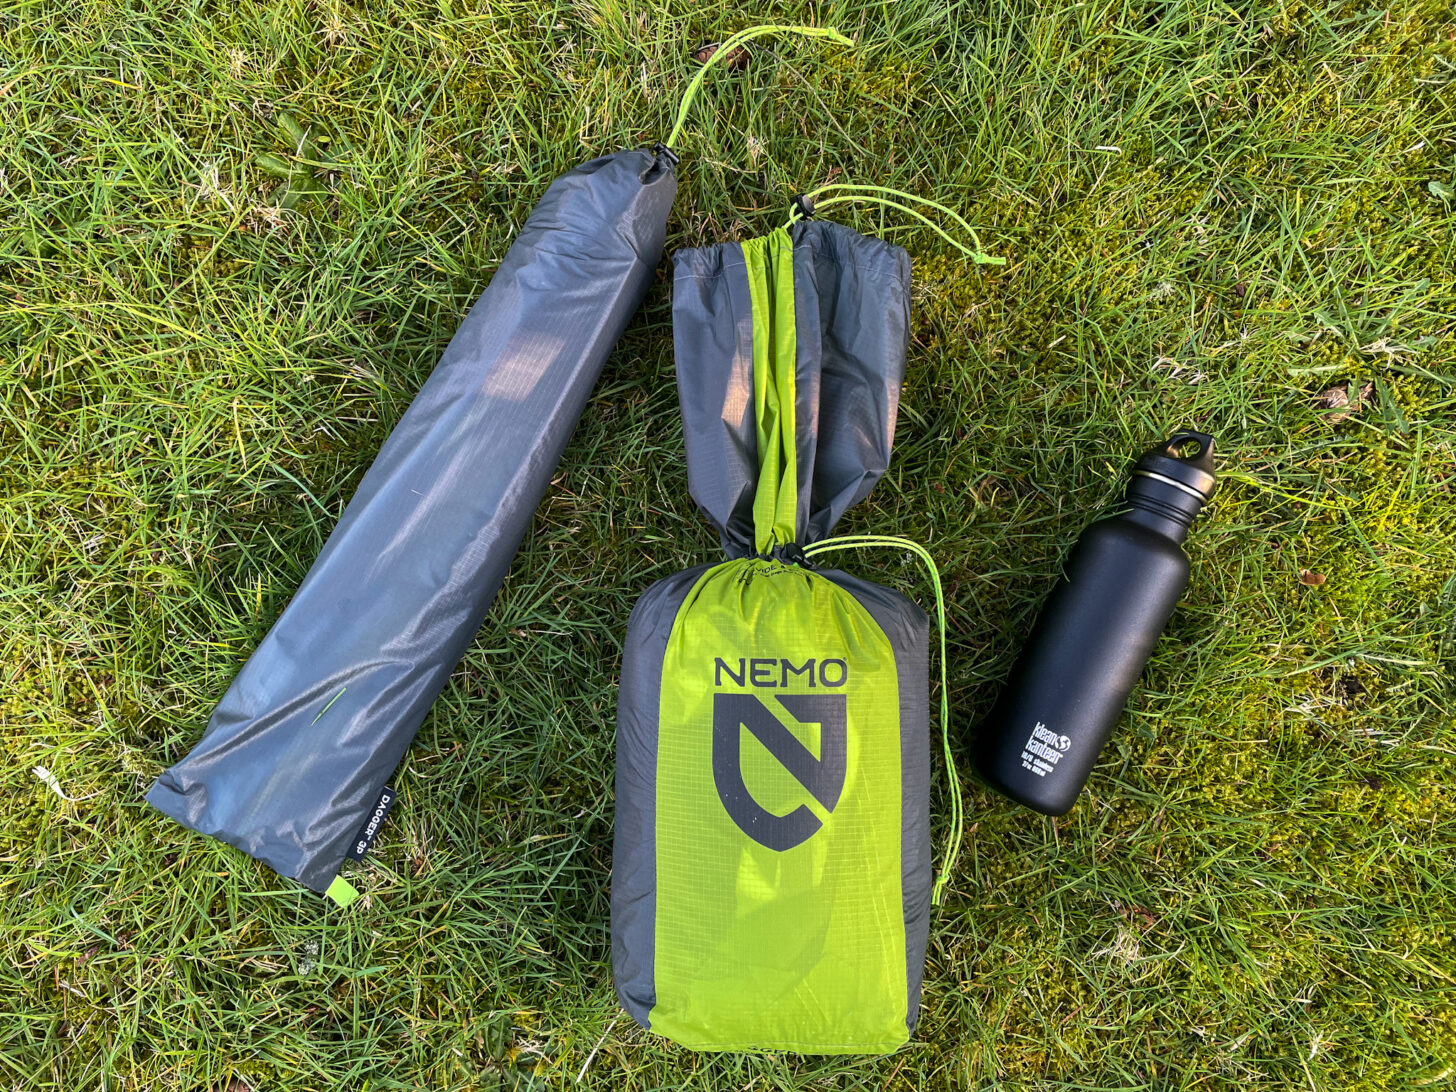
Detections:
671,221,909,557
746,229,799,553
649,559,909,1052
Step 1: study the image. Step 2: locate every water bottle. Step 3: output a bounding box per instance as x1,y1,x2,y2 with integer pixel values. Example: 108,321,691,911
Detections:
973,431,1217,815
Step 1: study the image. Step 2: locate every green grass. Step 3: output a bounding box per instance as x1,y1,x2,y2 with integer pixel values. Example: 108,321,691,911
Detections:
2,0,1454,1088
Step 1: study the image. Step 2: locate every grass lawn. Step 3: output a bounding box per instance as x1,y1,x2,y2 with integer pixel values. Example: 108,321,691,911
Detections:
3,0,1455,1088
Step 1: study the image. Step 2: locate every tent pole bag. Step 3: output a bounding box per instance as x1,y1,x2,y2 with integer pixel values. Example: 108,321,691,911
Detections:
147,148,677,898
614,221,950,1053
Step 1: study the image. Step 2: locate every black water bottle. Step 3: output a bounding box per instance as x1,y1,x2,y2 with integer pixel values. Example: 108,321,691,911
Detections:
974,431,1217,815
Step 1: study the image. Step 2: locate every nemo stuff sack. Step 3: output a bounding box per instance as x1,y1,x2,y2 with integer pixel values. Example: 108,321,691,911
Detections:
613,219,963,1053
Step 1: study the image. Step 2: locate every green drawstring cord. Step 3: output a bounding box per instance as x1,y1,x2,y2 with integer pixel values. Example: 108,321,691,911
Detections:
802,535,964,907
666,25,853,151
787,184,1005,266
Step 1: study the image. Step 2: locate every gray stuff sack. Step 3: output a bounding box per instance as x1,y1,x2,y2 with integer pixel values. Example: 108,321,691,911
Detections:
148,147,677,894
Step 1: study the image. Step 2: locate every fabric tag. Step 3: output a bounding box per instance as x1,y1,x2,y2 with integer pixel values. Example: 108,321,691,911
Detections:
345,786,397,861
325,875,360,908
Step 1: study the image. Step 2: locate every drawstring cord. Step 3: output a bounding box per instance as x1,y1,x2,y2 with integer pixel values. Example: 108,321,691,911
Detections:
666,25,853,151
802,535,964,907
787,184,1004,265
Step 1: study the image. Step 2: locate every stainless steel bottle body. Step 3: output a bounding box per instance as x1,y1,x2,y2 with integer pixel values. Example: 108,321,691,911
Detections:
974,432,1216,815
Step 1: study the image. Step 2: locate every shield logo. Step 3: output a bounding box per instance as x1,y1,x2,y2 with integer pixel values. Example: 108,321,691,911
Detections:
711,693,848,851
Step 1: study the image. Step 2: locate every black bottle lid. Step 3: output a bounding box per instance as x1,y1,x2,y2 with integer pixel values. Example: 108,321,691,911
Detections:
1124,432,1217,537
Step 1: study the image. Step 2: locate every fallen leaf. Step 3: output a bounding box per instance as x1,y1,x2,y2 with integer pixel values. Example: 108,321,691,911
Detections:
1116,902,1160,928
1316,384,1350,422
1299,569,1327,586
33,766,75,801
33,766,99,801
692,41,750,70
1315,381,1371,424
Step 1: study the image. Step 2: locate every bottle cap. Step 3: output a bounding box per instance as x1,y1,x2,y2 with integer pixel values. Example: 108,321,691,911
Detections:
1131,431,1216,502
1123,431,1217,536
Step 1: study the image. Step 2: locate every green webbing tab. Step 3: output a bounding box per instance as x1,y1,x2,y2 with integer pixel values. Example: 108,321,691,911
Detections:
325,875,360,908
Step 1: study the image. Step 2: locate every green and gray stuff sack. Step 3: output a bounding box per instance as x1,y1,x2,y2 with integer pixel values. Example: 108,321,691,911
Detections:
614,222,946,1053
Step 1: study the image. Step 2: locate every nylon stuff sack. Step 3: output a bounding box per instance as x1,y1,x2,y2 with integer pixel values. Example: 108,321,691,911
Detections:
613,221,959,1053
146,147,677,899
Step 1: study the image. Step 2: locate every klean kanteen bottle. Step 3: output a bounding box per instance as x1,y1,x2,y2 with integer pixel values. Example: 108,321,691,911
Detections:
973,431,1217,815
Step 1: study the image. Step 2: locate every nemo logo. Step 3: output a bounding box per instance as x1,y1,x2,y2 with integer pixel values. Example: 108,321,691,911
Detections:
711,693,847,851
